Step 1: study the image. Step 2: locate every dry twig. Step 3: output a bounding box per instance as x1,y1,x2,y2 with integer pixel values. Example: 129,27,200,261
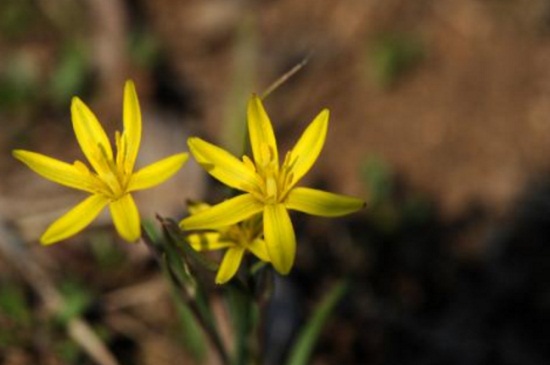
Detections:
0,217,121,365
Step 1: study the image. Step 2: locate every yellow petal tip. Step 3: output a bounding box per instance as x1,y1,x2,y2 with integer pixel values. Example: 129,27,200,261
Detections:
273,263,292,276
187,137,202,148
12,149,23,159
71,96,82,106
39,235,58,246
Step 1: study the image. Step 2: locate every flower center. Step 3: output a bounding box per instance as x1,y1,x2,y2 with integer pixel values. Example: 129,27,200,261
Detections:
96,135,130,200
256,143,296,205
224,215,262,248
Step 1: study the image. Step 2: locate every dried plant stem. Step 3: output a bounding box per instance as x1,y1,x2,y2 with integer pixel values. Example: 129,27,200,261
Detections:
261,55,310,100
0,219,120,365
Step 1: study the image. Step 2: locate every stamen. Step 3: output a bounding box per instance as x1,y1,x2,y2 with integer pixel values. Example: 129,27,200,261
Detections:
285,172,294,189
283,152,292,167
98,143,117,171
285,151,298,171
260,143,271,167
73,160,90,174
242,155,256,172
115,131,122,153
265,176,278,201
115,131,124,168
97,142,124,198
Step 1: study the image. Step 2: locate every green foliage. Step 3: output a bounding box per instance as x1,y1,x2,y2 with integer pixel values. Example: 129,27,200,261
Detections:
89,231,125,269
55,338,82,364
369,33,424,88
286,281,348,365
0,282,31,327
0,52,39,110
0,282,32,347
144,218,229,363
222,15,258,156
128,29,160,68
55,280,93,326
174,297,207,363
161,217,219,274
0,0,36,39
362,156,433,233
225,284,260,365
49,43,89,106
362,157,394,207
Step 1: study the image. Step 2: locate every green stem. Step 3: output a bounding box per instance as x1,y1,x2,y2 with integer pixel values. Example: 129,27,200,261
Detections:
141,225,231,365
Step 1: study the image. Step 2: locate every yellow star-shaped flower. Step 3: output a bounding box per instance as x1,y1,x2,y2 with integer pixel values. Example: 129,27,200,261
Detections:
180,95,365,275
186,203,269,284
13,80,188,244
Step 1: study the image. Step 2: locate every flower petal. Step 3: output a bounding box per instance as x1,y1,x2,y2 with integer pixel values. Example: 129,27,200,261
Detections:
247,238,271,262
71,97,113,175
188,137,261,193
122,80,141,172
263,204,295,275
247,95,278,167
180,194,263,231
187,232,232,251
109,194,141,242
13,150,99,193
41,194,108,245
187,201,212,215
127,153,188,192
216,247,245,284
286,187,365,217
288,109,329,187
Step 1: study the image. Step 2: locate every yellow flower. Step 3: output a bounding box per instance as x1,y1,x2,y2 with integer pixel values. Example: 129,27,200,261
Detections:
186,203,270,284
180,95,365,275
13,80,188,245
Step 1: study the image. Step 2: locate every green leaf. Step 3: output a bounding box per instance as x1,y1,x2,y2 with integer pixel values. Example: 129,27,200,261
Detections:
369,33,424,88
0,51,39,109
56,280,93,326
161,217,220,273
225,284,258,365
157,216,231,364
89,231,124,268
49,43,89,106
0,282,31,326
128,29,160,68
222,15,258,157
0,0,35,39
175,297,207,363
286,280,348,365
361,157,393,206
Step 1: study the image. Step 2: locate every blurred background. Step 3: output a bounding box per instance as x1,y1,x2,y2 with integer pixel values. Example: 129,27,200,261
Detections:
1,0,550,364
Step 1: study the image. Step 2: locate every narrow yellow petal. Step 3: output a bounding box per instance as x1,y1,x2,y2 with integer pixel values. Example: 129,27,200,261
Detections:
247,95,278,167
287,109,328,187
187,201,212,215
188,137,261,193
286,187,365,217
41,194,108,245
13,150,98,193
71,97,113,174
180,194,263,231
216,247,245,284
263,204,295,275
122,80,141,172
127,153,188,192
109,194,141,242
247,238,271,262
187,232,232,251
